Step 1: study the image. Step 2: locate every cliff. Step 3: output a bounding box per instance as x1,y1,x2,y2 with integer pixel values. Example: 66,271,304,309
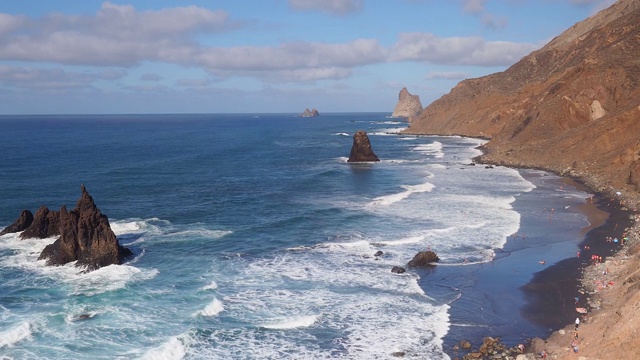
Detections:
404,1,640,358
391,88,423,119
405,0,640,205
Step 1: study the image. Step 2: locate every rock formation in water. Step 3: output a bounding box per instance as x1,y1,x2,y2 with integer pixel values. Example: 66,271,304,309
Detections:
348,130,380,162
0,210,34,236
37,185,132,270
391,88,423,119
20,206,60,239
299,108,320,117
407,251,439,267
404,0,640,203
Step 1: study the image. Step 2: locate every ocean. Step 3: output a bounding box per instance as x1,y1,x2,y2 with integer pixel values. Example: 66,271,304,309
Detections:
0,113,591,359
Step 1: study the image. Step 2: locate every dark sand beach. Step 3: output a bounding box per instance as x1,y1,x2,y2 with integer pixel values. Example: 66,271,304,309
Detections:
433,170,633,358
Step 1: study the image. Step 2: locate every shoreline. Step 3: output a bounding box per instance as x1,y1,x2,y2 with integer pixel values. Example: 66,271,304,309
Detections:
446,167,639,359
439,169,609,357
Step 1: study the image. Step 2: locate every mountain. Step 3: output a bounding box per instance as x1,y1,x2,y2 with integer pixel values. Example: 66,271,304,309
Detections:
391,88,423,119
405,0,640,204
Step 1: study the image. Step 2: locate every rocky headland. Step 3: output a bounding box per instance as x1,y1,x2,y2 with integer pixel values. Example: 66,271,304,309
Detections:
391,87,423,119
403,0,640,359
298,108,320,117
1,185,132,271
347,130,380,162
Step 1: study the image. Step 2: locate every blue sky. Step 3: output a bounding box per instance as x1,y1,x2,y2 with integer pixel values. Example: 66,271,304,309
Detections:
0,0,615,114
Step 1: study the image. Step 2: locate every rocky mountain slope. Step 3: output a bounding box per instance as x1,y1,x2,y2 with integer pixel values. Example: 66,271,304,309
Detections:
405,0,640,205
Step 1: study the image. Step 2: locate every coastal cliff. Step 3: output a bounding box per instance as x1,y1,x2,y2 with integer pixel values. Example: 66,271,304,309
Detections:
404,0,640,359
405,0,640,205
391,87,422,119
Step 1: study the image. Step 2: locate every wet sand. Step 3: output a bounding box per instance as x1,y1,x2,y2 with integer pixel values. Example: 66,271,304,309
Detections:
439,171,630,357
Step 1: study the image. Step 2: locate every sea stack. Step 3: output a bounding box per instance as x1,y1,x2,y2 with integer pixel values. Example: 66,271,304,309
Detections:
38,185,132,270
20,206,60,239
348,130,380,162
391,87,422,119
299,108,320,117
0,210,34,236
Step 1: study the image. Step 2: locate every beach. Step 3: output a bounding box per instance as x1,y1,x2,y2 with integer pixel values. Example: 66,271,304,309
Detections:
440,170,638,359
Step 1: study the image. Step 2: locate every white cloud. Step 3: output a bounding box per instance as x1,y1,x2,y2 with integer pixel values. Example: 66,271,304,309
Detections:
0,2,538,90
0,2,236,66
389,33,537,66
194,39,385,73
461,0,507,29
175,78,212,87
426,71,468,80
0,65,114,89
0,13,27,36
462,0,486,15
288,0,364,16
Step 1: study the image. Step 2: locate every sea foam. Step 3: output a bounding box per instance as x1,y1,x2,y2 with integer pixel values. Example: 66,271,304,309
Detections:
195,297,224,317
0,321,32,348
261,315,319,329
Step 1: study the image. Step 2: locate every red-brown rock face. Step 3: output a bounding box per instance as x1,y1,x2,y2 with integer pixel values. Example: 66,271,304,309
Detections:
0,210,34,236
404,0,640,203
38,185,132,270
20,206,60,240
348,130,380,162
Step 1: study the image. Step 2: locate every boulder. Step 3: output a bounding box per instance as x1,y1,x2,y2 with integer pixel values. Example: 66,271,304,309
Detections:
391,266,406,274
20,206,60,239
391,88,423,119
0,209,34,236
407,251,439,267
38,185,132,270
299,108,320,117
348,130,380,162
374,250,384,257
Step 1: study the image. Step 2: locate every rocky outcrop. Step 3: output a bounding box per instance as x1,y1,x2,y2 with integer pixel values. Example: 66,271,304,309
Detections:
299,108,320,117
37,185,132,270
0,210,34,236
407,251,439,267
348,130,380,162
391,88,422,119
404,0,640,205
20,206,60,239
391,266,406,274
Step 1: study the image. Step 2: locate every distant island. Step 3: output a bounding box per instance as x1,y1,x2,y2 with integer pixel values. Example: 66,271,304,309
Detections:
298,108,320,117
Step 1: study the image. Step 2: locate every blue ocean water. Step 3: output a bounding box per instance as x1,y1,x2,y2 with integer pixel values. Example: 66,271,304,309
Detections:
0,113,590,359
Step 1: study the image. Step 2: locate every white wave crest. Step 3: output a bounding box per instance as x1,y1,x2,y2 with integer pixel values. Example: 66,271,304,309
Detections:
0,321,32,348
333,132,350,136
412,141,444,158
261,315,319,329
141,335,188,360
370,182,435,206
110,218,168,237
66,264,159,296
195,297,224,317
202,281,218,290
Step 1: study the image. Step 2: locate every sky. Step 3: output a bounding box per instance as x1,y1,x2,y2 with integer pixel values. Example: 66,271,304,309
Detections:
0,0,616,114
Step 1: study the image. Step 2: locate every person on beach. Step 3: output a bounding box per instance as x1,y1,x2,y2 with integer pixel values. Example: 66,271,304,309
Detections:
570,340,578,354
575,317,580,330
